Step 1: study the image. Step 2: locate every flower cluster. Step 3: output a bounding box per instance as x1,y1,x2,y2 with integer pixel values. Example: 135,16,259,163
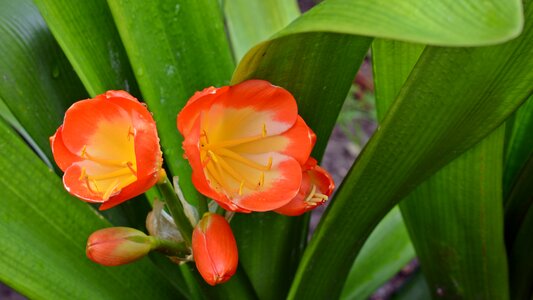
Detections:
51,81,333,286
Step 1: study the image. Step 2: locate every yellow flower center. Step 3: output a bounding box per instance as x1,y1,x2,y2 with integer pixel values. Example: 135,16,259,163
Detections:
78,122,137,200
199,124,273,197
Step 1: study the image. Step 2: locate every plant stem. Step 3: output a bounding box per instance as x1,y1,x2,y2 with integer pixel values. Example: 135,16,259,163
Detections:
152,237,190,258
157,173,194,245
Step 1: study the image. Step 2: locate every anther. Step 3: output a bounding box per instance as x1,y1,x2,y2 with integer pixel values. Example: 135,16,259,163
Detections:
262,123,267,137
239,181,244,195
127,126,135,140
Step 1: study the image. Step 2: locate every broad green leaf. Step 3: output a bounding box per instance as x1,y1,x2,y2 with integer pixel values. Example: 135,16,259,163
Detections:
504,153,533,244
0,0,87,161
107,0,234,207
375,39,509,298
391,271,431,300
504,95,533,195
508,203,533,300
225,0,300,61
289,2,533,298
503,96,533,242
401,127,509,299
281,0,522,46
0,96,52,169
231,212,306,300
340,207,415,300
32,0,138,96
0,118,184,299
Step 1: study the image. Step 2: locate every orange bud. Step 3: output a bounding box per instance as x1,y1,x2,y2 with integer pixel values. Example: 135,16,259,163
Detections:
192,213,238,286
86,227,154,266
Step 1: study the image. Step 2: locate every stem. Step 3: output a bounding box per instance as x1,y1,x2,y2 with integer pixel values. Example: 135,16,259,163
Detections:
197,195,209,217
152,237,190,258
157,173,194,245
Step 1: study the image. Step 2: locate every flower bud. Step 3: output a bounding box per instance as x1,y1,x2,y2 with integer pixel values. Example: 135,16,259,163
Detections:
192,213,238,286
86,227,154,266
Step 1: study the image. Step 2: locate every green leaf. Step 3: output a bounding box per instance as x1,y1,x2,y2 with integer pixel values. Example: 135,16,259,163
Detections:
288,2,533,298
0,118,184,299
0,96,52,169
503,95,533,242
225,0,300,61
0,0,87,161
401,127,509,299
32,0,138,96
340,207,416,300
106,0,235,207
375,39,509,298
231,212,306,300
504,95,533,195
280,0,523,46
391,271,431,300
508,202,533,300
504,152,533,244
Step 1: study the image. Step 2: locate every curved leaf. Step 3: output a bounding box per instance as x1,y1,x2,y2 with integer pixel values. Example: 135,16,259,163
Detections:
225,0,300,61
374,38,509,298
288,2,533,298
32,0,138,96
280,0,522,46
107,0,235,207
0,119,184,300
340,207,415,300
401,127,509,299
0,0,87,161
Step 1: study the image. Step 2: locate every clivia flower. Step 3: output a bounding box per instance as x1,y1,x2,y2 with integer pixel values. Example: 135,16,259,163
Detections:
86,227,154,266
177,80,316,212
192,213,238,286
274,157,335,216
50,90,162,210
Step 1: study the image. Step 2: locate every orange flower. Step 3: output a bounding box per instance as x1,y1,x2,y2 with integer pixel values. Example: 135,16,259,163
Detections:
274,157,334,216
50,90,162,210
192,213,238,286
86,227,154,266
177,80,316,212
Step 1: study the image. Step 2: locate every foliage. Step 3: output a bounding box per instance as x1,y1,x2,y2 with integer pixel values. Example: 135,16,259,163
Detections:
0,0,531,299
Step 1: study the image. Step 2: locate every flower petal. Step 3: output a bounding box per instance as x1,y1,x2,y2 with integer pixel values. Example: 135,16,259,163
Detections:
61,96,132,156
177,86,228,136
205,80,298,144
229,116,315,165
50,126,82,172
230,153,302,212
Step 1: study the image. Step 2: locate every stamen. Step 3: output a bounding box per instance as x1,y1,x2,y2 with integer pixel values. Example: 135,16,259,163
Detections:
238,181,244,195
303,185,318,205
206,134,267,150
215,148,272,171
259,172,264,187
79,167,87,180
304,185,329,206
87,168,134,180
81,146,132,168
262,124,267,137
205,157,230,192
208,151,257,189
102,180,120,200
127,126,135,141
201,130,209,144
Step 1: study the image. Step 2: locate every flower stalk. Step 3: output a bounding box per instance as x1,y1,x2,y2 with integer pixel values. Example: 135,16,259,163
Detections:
157,170,194,245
